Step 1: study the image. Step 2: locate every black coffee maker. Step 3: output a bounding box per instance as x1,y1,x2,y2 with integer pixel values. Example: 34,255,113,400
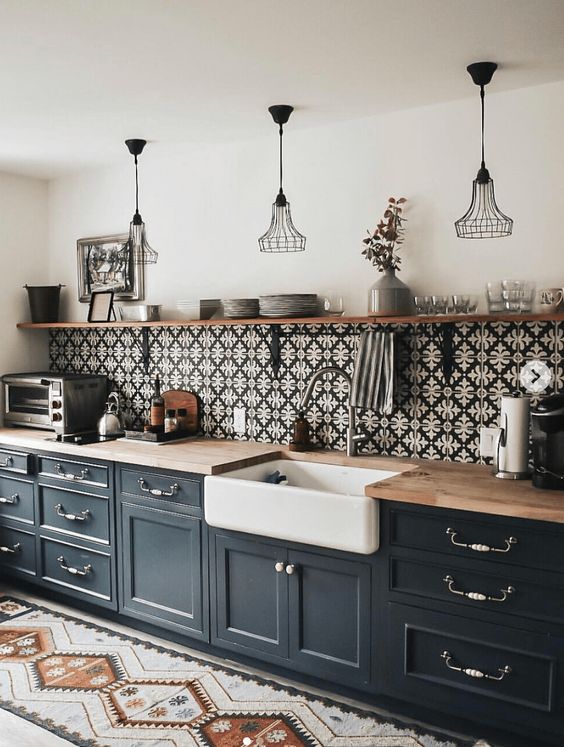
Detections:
531,394,564,489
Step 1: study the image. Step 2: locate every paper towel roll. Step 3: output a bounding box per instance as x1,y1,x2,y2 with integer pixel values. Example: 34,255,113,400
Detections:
498,395,530,474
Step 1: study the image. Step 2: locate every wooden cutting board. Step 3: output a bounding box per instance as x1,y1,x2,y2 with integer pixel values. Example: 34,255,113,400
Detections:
162,390,200,434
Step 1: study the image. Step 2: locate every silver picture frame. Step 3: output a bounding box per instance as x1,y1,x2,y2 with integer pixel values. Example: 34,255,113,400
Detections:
77,234,144,303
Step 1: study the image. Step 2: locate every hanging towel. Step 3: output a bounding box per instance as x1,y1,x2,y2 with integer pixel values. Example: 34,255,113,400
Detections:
349,330,395,413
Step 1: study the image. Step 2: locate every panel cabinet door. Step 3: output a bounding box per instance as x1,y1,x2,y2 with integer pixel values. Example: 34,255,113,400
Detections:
288,549,372,688
120,501,207,640
212,533,289,660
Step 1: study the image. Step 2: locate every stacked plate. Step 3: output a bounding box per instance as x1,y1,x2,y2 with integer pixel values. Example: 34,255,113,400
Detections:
259,294,319,318
222,298,259,319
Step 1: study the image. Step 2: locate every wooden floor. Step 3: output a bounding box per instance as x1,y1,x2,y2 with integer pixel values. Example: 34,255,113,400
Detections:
0,584,485,747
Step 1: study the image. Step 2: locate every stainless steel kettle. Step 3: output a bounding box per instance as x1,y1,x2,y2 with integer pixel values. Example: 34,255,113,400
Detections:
97,392,124,436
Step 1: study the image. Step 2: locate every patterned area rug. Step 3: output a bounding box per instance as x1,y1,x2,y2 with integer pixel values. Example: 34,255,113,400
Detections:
0,596,478,747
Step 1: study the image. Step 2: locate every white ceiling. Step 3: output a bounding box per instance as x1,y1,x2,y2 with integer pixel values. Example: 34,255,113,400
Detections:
1,0,563,179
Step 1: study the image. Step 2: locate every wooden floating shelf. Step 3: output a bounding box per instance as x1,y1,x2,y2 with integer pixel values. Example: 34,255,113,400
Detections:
16,312,564,330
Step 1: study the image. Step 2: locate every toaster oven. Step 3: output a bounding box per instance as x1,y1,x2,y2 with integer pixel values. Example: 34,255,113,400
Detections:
2,372,108,435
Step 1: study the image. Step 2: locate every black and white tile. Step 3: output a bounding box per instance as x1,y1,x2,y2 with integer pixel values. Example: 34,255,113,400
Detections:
49,319,561,463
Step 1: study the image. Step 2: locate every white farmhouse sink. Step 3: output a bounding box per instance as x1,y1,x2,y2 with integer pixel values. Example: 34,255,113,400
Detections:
204,459,398,554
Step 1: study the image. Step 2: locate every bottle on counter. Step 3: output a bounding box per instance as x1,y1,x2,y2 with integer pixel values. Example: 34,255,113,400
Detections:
150,375,165,430
164,408,178,433
289,411,311,451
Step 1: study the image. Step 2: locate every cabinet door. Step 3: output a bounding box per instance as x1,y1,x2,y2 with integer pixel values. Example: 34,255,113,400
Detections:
212,533,289,659
120,501,206,640
287,550,371,688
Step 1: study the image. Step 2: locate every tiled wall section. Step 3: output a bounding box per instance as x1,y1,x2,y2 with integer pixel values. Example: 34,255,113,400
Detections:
49,320,562,462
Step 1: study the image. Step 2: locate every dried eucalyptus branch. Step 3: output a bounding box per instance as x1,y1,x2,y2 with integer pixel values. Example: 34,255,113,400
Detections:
362,196,407,272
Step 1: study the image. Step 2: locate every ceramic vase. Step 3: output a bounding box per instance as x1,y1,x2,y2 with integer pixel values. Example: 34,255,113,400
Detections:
368,268,412,316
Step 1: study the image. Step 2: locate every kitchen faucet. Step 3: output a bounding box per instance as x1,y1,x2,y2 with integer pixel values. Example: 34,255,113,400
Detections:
299,366,368,457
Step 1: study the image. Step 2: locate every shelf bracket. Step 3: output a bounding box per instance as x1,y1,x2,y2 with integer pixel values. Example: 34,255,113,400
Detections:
436,323,455,384
141,327,150,372
259,324,283,377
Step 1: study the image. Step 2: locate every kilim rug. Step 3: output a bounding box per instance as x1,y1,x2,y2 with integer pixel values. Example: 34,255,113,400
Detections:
0,595,481,747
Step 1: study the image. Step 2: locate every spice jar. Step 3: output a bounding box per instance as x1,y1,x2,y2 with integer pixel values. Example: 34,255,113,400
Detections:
164,408,178,433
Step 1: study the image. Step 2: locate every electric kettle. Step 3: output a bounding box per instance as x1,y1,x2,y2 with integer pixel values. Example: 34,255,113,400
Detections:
97,392,124,436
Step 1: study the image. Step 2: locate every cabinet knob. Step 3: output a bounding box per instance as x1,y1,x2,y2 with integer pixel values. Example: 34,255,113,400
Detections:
285,563,297,575
274,561,285,573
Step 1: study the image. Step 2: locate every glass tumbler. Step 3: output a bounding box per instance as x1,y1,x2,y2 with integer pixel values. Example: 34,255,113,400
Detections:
414,296,432,315
431,295,449,314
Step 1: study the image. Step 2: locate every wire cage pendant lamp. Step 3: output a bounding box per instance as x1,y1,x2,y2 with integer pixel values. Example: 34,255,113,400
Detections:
454,62,513,239
124,139,158,265
259,104,306,253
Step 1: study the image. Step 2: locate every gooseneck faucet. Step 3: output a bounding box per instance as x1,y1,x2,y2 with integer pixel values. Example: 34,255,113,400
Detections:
299,366,368,456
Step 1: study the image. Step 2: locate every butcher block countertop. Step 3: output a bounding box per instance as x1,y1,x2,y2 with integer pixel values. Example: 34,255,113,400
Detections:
365,459,564,524
0,428,562,523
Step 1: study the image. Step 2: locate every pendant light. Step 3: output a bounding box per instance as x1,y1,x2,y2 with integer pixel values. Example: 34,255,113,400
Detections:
454,62,513,239
258,105,306,253
124,139,158,264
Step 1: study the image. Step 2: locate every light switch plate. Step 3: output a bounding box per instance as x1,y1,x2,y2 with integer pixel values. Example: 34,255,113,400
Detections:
233,407,246,435
479,426,499,458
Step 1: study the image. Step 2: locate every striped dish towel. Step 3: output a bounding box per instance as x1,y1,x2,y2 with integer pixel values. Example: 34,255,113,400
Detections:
349,330,395,413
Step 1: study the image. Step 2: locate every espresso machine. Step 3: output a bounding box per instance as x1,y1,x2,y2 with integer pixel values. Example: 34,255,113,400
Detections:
531,394,564,490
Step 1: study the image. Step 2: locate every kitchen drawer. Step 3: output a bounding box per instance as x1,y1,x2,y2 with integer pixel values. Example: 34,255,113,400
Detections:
390,555,564,626
119,466,202,509
387,602,564,738
0,447,32,475
39,484,110,545
0,475,34,525
388,504,564,573
40,535,113,606
38,454,110,490
0,524,36,576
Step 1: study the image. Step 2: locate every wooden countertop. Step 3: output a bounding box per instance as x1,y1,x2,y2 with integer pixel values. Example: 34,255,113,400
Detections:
0,428,562,523
365,459,564,524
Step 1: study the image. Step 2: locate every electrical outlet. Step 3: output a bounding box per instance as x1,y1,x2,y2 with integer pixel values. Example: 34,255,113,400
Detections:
479,426,499,458
233,407,246,435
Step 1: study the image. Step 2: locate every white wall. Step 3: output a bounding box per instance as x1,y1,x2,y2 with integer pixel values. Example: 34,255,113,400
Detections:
47,80,564,318
0,172,49,373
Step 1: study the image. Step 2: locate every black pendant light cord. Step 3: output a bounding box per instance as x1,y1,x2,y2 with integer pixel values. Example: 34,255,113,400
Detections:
480,85,485,169
134,155,140,216
278,123,284,195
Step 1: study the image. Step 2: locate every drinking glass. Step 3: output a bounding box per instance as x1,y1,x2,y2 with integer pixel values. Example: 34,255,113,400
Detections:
452,295,470,314
414,296,432,315
431,295,449,314
486,282,504,313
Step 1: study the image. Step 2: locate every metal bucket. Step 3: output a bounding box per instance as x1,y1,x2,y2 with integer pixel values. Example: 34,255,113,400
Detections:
24,284,64,323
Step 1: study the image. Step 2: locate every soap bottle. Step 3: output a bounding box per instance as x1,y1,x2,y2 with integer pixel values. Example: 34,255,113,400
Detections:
290,411,310,451
150,375,165,430
164,408,178,433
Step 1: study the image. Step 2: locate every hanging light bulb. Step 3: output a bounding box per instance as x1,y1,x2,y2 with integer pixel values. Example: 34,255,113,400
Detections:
455,62,513,239
259,105,306,253
124,139,158,264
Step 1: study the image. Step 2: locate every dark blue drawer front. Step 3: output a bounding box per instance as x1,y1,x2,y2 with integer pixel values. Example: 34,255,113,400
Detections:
40,535,113,606
39,484,110,544
0,475,34,525
0,524,36,576
119,466,202,509
389,504,564,573
387,602,564,738
38,455,110,490
0,447,32,475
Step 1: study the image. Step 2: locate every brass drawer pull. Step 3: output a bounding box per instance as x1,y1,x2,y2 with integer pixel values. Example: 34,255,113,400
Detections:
446,527,517,554
0,457,13,468
0,542,21,554
0,493,19,505
138,478,179,497
443,575,515,603
441,650,512,681
56,555,92,576
55,464,89,481
54,503,91,522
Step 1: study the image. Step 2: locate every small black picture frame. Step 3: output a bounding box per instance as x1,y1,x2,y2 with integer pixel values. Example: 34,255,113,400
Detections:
88,290,114,322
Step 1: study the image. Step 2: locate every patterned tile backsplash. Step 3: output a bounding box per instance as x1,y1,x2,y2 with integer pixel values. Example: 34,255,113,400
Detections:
49,320,562,463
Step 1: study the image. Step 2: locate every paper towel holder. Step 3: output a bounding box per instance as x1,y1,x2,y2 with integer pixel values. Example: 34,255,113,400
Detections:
493,392,531,480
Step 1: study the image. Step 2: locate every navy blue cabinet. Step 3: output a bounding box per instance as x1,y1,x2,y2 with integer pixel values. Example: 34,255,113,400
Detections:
117,464,208,642
211,529,372,689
